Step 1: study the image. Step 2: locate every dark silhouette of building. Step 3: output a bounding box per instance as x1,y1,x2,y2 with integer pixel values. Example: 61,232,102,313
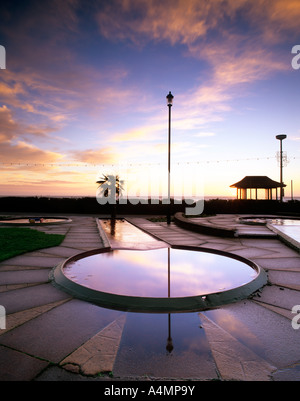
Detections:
230,176,286,200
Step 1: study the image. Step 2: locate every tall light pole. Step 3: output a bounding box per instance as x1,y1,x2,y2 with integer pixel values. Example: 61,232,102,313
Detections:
166,91,174,225
276,134,287,202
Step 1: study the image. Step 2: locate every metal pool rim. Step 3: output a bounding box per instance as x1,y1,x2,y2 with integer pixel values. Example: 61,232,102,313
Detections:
50,245,268,313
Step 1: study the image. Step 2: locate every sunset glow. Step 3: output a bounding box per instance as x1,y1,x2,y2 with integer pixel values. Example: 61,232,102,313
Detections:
1,0,300,199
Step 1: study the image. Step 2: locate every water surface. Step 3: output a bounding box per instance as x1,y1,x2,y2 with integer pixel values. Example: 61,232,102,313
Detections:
64,247,258,298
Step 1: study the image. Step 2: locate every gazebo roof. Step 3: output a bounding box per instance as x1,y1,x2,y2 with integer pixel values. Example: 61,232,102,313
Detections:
230,176,286,189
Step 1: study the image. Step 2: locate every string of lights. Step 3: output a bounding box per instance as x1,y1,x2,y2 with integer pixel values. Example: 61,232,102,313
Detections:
1,155,298,168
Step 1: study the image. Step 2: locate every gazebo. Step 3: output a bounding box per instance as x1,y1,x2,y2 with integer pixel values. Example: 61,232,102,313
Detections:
230,176,286,200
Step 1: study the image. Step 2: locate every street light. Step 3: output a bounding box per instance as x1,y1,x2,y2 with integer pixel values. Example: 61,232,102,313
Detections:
166,91,174,224
276,134,287,202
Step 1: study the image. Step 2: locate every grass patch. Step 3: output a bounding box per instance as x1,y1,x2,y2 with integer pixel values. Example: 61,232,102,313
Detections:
0,227,65,262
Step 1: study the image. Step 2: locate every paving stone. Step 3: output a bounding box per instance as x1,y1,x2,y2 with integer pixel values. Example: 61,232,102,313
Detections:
0,283,70,314
0,299,122,363
1,299,70,335
267,270,300,290
0,254,64,268
229,247,276,259
0,269,50,285
34,246,84,257
252,285,300,312
251,257,300,271
60,314,126,375
0,345,49,381
0,283,39,293
252,301,294,321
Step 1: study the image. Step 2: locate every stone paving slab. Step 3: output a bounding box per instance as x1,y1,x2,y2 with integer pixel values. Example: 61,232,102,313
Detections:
0,269,50,285
60,314,126,375
32,246,83,258
1,299,70,335
0,345,49,381
251,257,300,271
252,285,300,311
0,299,122,364
0,283,70,314
267,270,300,290
0,254,64,268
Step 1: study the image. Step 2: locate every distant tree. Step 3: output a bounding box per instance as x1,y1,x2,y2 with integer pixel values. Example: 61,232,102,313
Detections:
96,174,124,231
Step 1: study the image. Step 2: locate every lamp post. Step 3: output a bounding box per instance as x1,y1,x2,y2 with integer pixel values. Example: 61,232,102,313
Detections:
166,91,174,225
276,134,287,202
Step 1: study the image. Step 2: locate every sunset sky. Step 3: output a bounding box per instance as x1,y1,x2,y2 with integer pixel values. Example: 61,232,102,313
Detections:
0,0,300,199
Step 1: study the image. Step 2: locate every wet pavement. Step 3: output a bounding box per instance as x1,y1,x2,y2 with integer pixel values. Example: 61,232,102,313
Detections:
0,213,300,381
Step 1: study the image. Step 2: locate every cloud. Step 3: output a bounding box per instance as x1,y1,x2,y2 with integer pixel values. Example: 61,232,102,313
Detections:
95,0,300,48
94,0,291,135
69,147,117,165
0,104,58,142
0,140,63,165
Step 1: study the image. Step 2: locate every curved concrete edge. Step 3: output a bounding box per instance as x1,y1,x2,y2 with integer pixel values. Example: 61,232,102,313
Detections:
267,223,300,253
49,246,268,314
0,216,72,226
174,212,237,238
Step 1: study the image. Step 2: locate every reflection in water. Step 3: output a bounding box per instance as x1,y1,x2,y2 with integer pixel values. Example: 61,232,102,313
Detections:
270,219,300,226
114,312,217,378
202,308,269,361
100,219,161,247
166,313,173,354
269,219,300,245
64,247,257,298
166,248,173,353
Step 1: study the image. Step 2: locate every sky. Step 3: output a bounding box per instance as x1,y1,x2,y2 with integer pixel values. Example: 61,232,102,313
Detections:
0,0,300,200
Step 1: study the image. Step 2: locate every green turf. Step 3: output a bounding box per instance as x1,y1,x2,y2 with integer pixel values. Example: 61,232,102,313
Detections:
0,227,65,262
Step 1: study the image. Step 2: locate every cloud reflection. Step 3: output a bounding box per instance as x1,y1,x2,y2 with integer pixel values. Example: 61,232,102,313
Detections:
64,247,257,298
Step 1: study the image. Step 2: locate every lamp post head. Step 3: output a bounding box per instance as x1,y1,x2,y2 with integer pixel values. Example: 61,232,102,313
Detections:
166,91,174,106
276,134,287,141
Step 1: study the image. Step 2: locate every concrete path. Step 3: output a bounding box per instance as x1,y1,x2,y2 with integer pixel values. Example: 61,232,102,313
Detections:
0,214,300,381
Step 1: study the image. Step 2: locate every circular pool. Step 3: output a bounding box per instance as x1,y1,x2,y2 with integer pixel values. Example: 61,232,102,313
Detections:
0,217,72,225
51,245,267,313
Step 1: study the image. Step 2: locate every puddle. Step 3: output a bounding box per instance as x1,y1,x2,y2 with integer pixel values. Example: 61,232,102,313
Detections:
268,219,300,250
114,311,217,378
99,218,163,248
